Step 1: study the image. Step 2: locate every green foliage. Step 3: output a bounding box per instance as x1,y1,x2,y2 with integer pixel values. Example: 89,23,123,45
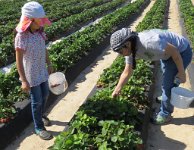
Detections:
95,120,142,150
0,97,16,119
136,0,168,32
179,0,194,51
81,88,139,125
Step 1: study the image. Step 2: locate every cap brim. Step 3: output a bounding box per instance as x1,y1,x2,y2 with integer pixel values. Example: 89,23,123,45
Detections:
16,16,52,33
16,16,32,33
38,18,51,27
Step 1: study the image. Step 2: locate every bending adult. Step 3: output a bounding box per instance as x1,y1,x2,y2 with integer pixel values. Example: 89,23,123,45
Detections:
110,28,193,125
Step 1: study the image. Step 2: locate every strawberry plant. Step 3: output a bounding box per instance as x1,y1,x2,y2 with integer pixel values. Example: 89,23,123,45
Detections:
0,97,16,122
95,120,142,150
81,88,139,125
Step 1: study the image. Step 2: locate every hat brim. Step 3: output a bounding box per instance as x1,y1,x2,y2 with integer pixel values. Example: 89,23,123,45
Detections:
16,16,51,33
34,18,51,27
112,35,131,52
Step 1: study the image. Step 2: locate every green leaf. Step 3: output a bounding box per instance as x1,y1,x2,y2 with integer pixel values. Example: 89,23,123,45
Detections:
117,128,124,135
111,136,118,142
102,128,107,136
99,142,108,150
65,139,73,145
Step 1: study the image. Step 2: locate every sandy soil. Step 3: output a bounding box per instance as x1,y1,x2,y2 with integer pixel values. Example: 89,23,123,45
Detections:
4,1,156,150
146,0,194,150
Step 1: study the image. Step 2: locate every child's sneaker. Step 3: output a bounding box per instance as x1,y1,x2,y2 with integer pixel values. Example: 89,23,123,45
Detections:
152,115,172,125
42,115,51,126
35,129,53,140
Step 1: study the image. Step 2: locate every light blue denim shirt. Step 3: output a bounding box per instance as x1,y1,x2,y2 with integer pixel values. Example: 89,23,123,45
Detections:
125,29,190,64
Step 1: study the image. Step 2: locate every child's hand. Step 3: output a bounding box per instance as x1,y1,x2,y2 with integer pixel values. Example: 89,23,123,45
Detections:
21,81,30,93
48,65,54,74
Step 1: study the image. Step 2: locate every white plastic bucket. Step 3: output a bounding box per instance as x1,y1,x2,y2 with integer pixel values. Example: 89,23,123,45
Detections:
171,87,194,109
48,72,68,95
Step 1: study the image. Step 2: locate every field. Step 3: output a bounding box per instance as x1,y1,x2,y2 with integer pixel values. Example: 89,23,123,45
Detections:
0,0,194,149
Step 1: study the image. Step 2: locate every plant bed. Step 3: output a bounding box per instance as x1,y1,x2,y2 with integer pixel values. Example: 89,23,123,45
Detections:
50,71,155,150
95,61,155,149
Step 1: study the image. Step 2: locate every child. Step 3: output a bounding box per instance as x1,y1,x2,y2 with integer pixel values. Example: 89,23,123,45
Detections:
110,28,193,125
15,1,53,140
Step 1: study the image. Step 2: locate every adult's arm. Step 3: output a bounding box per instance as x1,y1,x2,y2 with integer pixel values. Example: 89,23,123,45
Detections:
164,43,186,83
112,63,133,98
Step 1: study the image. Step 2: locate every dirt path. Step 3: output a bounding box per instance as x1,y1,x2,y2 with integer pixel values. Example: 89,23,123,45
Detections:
5,1,156,150
192,0,194,5
146,0,194,150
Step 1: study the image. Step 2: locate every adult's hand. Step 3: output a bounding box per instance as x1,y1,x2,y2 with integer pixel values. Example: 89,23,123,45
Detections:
111,64,132,98
176,71,186,83
165,43,186,83
112,89,121,98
